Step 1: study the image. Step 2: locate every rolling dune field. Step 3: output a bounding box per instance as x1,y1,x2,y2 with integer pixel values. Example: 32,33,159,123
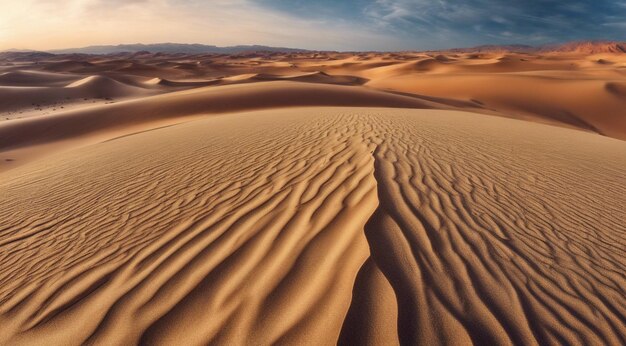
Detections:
0,50,625,345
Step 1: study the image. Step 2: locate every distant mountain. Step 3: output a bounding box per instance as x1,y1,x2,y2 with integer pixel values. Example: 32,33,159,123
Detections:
3,41,624,58
0,51,56,61
446,41,626,54
543,41,626,54
2,48,41,53
447,44,536,53
48,43,309,54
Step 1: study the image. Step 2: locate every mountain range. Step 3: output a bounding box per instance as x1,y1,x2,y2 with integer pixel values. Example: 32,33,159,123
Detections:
446,41,625,54
48,43,308,55
2,41,625,56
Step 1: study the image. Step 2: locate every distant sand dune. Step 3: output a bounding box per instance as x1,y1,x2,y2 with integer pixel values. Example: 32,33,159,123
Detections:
0,74,155,116
64,75,151,96
368,73,626,139
0,81,444,170
0,70,80,87
2,51,625,139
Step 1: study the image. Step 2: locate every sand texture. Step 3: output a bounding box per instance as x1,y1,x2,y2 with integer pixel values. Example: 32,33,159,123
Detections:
0,51,625,345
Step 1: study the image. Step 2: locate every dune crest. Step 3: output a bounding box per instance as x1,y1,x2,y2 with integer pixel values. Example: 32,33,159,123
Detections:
0,81,449,171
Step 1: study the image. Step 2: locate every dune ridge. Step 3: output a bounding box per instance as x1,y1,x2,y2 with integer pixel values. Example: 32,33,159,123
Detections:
0,81,451,171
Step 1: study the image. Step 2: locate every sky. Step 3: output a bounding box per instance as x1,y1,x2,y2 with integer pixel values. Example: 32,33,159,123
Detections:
1,0,625,51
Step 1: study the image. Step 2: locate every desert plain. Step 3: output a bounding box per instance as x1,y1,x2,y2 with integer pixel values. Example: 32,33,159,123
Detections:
0,46,625,345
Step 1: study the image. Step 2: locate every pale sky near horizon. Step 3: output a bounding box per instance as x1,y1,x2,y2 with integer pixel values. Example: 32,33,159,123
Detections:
1,0,625,51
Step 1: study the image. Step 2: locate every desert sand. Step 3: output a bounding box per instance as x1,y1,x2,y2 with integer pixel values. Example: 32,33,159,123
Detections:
0,49,625,345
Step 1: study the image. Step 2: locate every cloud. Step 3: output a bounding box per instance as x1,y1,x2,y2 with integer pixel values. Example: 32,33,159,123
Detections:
362,0,626,47
1,0,624,51
603,22,626,29
0,0,399,51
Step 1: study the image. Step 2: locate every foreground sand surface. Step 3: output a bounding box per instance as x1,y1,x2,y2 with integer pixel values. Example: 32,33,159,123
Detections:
1,108,625,345
0,51,625,345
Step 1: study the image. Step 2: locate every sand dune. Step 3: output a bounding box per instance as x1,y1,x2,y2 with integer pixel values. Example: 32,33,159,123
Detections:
367,68,626,139
253,71,368,85
143,77,220,88
0,51,625,345
0,107,624,345
0,73,157,120
64,75,152,97
3,51,624,139
0,70,80,87
42,60,96,73
0,81,447,171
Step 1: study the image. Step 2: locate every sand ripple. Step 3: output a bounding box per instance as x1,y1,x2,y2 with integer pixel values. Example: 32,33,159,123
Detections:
0,108,624,345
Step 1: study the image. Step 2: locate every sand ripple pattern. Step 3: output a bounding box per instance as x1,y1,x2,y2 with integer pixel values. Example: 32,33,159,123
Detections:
0,108,624,345
342,112,626,346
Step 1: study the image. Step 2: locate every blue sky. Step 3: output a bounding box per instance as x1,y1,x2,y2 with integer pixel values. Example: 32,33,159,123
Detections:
1,0,625,51
258,0,626,49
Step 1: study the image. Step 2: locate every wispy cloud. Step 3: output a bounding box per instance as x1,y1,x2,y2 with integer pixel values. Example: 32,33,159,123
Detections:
1,0,624,51
0,0,398,51
358,0,625,48
603,22,626,29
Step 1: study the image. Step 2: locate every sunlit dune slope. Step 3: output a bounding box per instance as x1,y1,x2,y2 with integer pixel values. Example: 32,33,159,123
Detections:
368,72,626,139
0,107,624,345
0,81,443,171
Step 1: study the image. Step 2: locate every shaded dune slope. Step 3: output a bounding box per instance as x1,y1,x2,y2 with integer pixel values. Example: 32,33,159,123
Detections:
0,81,439,154
0,71,80,87
0,75,154,114
64,75,148,95
0,108,624,345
